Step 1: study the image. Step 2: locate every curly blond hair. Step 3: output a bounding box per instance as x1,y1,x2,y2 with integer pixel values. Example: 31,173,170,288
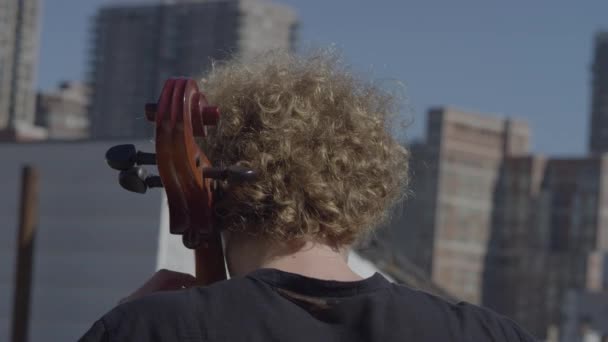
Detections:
200,50,409,247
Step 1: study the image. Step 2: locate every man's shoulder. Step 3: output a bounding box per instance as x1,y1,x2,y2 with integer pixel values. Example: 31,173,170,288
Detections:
79,290,198,342
388,283,538,341
97,289,202,340
81,277,258,342
109,275,257,318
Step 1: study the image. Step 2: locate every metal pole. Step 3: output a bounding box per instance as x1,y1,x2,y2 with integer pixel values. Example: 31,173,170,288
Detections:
11,166,39,342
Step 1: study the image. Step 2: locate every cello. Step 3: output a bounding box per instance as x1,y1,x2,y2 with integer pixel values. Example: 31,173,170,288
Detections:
104,78,255,286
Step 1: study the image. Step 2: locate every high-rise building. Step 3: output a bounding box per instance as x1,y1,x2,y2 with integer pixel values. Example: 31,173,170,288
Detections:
0,0,41,131
589,31,608,154
386,141,436,275
428,108,529,305
391,102,608,338
482,155,549,337
88,0,298,139
390,107,529,304
35,81,89,139
483,155,608,339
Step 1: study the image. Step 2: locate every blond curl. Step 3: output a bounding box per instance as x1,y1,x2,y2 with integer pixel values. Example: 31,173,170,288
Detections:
200,50,409,247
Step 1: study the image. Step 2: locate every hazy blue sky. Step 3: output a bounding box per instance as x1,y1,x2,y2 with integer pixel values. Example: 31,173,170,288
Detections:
39,0,608,155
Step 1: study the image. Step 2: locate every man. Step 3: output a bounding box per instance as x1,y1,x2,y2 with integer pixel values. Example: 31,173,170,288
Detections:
80,51,537,341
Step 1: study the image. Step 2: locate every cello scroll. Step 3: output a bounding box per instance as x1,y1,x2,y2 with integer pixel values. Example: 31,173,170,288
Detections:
105,78,256,285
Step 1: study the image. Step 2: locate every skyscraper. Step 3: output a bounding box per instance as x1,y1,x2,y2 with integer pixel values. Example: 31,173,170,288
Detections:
88,0,297,139
0,0,41,131
482,155,549,337
483,155,608,339
390,102,608,338
589,31,608,153
390,107,530,304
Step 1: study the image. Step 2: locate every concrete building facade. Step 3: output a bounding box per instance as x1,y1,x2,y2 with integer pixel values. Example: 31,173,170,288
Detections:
391,107,529,304
386,141,437,275
482,155,549,336
88,0,297,139
35,81,89,139
429,108,529,305
393,106,608,338
483,155,608,338
0,0,41,131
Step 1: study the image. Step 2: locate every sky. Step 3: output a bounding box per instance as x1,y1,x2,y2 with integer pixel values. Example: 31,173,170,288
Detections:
38,0,608,156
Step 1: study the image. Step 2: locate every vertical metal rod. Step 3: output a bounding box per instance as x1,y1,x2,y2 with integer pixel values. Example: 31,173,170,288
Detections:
11,166,39,342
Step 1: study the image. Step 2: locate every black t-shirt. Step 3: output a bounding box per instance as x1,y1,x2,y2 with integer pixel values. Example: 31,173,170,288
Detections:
79,269,537,341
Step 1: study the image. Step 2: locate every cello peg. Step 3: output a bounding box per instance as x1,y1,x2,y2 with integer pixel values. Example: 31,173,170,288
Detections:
226,165,257,183
118,166,163,194
106,144,156,171
182,229,202,249
192,95,219,137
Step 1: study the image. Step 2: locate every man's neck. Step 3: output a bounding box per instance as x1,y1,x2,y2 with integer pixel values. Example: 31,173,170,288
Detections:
261,242,363,281
225,233,363,281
